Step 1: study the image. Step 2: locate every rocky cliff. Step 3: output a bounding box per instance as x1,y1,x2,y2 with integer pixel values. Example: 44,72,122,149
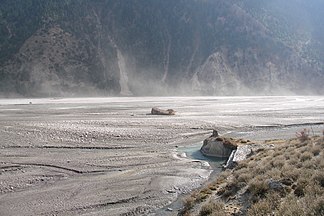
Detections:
0,0,323,96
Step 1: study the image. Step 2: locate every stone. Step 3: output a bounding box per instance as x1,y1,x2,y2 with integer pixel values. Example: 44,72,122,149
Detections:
151,107,176,115
267,179,284,191
232,145,253,162
200,131,237,158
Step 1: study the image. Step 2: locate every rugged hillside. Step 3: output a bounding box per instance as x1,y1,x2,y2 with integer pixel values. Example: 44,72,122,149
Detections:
0,0,323,96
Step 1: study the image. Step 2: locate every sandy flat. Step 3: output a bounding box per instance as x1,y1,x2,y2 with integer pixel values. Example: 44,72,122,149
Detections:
0,96,323,215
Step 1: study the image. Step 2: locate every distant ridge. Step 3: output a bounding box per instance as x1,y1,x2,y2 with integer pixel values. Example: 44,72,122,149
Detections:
0,0,323,96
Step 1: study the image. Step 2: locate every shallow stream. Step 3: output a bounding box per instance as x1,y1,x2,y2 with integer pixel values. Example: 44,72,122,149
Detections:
179,142,225,170
156,143,226,215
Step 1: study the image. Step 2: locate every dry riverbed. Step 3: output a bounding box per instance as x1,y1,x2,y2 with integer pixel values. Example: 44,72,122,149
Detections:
0,96,323,215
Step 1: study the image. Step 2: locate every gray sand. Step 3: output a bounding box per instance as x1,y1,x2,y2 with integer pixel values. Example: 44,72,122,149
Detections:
0,96,323,215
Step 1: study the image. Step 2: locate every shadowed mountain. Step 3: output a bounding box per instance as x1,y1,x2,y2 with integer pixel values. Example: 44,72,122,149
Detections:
0,0,323,96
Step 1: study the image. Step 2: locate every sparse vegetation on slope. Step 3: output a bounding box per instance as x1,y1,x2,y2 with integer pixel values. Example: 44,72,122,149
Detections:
180,136,324,215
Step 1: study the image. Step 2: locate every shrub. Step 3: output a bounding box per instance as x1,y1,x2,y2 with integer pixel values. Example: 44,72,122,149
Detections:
299,146,309,154
294,179,308,197
294,185,305,197
272,159,285,168
311,145,321,156
196,192,210,202
300,151,313,162
281,164,300,181
194,187,213,203
216,171,231,183
287,156,299,166
247,199,273,216
254,165,269,175
265,168,281,179
296,129,310,142
219,182,240,198
237,172,252,183
312,172,324,187
248,179,269,200
272,149,282,157
183,196,195,211
303,160,315,169
277,195,305,216
284,152,291,160
312,197,324,216
305,184,324,200
199,201,227,216
314,157,324,169
208,183,218,191
235,161,248,170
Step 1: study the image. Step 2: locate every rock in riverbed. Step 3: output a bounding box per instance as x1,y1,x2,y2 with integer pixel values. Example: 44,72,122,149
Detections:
151,107,176,115
200,130,237,158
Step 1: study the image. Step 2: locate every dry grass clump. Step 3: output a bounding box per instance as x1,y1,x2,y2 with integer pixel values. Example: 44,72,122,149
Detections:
300,151,313,162
311,145,321,156
281,164,300,181
183,195,196,212
180,187,216,215
199,201,227,216
247,192,282,216
236,172,252,184
190,135,324,216
296,128,310,142
265,167,281,179
275,195,306,216
275,189,324,216
196,188,213,202
217,181,241,199
313,171,324,187
248,178,269,200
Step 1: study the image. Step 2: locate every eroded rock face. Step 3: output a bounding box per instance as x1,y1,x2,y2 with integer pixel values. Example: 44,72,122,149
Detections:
224,145,254,169
224,143,274,169
200,130,237,158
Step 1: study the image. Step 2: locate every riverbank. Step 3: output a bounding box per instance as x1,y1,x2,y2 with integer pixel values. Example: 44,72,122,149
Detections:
179,136,324,216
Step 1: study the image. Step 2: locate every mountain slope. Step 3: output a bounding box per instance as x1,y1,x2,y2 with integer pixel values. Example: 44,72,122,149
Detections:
0,0,323,96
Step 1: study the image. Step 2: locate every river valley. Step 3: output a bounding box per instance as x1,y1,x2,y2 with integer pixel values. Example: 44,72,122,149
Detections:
0,96,323,215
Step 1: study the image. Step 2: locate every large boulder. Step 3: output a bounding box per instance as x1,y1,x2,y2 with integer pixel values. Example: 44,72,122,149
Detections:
200,130,237,158
151,107,176,115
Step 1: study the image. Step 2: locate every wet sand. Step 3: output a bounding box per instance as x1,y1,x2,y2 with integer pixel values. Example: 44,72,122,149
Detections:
0,96,323,215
